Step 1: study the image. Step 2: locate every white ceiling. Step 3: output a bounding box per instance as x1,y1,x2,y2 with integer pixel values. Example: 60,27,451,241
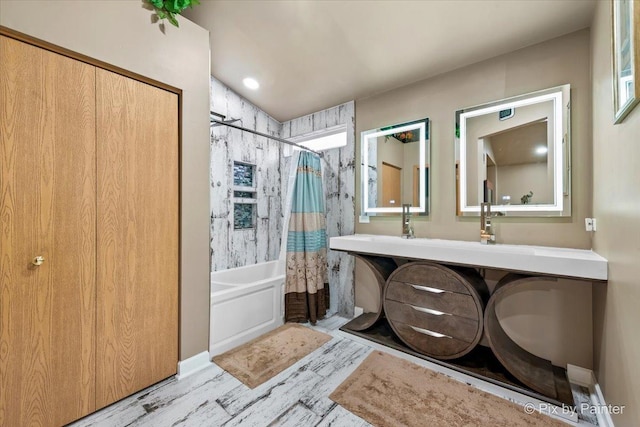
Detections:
183,0,596,122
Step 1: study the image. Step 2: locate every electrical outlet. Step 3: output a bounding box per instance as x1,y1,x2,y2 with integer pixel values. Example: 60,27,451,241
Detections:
585,218,593,231
592,218,597,231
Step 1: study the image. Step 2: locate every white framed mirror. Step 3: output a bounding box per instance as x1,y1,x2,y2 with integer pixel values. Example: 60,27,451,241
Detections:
361,118,430,218
612,0,639,123
455,84,571,217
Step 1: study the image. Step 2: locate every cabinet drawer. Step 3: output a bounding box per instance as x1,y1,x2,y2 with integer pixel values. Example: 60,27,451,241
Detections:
392,321,472,359
386,280,480,320
384,300,479,344
383,261,489,360
390,263,471,295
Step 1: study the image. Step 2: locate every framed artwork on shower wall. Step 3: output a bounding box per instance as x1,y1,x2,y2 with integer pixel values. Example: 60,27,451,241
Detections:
612,0,640,123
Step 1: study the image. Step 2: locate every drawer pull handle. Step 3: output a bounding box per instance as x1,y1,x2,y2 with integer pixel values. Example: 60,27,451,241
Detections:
408,304,448,316
410,284,446,294
409,325,452,338
410,325,452,339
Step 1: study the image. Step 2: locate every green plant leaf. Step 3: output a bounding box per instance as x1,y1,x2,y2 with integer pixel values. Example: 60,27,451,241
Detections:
165,0,190,13
163,1,175,13
175,0,190,10
167,11,180,27
146,0,199,28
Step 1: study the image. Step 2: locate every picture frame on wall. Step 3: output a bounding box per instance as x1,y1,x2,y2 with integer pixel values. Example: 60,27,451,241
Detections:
612,0,640,123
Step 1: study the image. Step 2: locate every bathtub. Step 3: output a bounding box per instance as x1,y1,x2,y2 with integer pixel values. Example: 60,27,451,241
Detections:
210,260,285,356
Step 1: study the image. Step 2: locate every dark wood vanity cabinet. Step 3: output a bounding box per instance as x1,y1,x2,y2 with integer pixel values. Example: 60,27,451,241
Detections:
383,262,489,360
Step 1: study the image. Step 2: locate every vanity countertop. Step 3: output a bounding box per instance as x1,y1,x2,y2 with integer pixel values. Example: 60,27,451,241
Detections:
329,234,607,281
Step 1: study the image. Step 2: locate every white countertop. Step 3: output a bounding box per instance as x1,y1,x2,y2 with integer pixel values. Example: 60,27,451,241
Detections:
329,234,608,281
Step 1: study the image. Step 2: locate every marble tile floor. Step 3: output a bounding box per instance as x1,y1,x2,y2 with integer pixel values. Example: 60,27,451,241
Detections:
72,315,596,427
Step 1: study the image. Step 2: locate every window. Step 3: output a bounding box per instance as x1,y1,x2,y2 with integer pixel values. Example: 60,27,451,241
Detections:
285,124,347,156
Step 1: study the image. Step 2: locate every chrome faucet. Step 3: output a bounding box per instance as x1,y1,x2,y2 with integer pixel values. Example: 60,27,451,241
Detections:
402,203,415,239
480,202,496,244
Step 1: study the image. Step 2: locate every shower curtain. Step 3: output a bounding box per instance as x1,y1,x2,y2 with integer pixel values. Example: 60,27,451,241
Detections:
284,151,329,324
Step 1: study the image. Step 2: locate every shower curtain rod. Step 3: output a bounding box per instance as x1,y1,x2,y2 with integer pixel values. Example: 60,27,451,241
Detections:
210,113,324,158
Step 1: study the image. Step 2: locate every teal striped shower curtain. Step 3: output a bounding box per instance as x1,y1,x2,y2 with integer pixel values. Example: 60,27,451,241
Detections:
285,152,329,324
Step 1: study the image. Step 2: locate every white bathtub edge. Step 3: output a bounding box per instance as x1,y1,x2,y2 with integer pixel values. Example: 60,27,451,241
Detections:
210,260,285,285
209,261,286,358
176,351,213,380
210,314,284,357
211,278,284,303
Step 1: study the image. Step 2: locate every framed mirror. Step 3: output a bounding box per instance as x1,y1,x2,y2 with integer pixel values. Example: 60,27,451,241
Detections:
612,0,639,123
361,118,430,218
455,84,571,217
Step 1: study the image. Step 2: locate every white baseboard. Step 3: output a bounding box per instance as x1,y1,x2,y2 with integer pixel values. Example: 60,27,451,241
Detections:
354,306,364,317
567,364,615,427
176,351,213,380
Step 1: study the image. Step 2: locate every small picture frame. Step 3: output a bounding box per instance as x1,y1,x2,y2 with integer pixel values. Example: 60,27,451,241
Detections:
612,0,640,123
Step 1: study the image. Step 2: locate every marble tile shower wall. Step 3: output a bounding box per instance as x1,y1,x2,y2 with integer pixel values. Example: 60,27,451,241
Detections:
210,77,356,317
281,102,356,317
210,77,283,271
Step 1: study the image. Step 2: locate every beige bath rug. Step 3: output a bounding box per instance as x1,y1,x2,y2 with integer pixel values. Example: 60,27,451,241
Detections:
330,351,567,427
213,323,332,389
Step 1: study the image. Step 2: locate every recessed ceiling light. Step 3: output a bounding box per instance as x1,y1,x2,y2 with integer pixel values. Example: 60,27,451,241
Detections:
536,146,548,155
243,77,260,90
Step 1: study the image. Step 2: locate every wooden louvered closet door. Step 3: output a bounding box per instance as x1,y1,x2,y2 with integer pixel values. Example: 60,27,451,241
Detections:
95,68,179,409
0,35,97,426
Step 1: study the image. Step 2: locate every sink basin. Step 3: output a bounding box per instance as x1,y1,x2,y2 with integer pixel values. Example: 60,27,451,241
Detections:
330,234,607,281
337,234,535,254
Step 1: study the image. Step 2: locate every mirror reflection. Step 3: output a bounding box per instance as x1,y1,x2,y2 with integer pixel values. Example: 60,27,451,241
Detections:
455,85,570,216
361,118,430,216
613,0,639,123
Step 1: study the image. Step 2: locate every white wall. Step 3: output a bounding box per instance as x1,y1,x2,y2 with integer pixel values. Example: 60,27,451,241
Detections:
0,0,211,360
591,1,640,425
